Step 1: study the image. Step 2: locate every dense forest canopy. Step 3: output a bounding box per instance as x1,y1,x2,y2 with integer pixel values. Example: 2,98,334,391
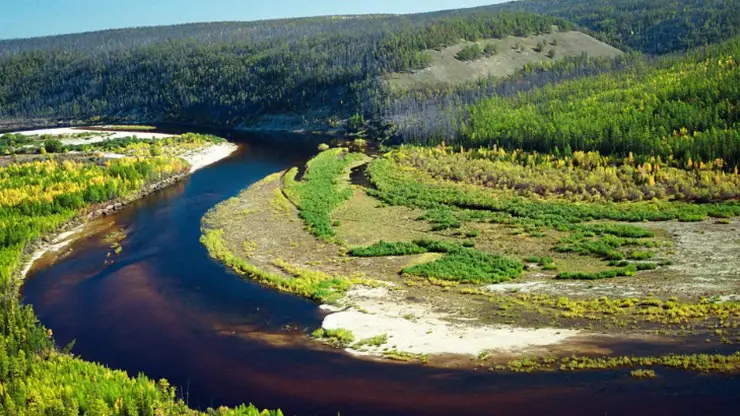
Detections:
0,10,569,127
498,0,740,54
1,0,740,162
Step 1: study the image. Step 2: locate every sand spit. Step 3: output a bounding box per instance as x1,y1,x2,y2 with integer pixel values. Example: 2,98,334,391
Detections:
181,143,238,173
10,127,173,145
322,286,580,358
19,226,85,279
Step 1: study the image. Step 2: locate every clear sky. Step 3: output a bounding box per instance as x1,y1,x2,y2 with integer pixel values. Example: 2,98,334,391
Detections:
0,0,507,40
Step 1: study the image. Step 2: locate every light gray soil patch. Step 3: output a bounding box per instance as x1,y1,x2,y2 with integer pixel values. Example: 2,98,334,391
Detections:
387,31,622,89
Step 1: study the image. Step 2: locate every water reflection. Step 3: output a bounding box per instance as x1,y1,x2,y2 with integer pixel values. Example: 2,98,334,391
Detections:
21,133,740,416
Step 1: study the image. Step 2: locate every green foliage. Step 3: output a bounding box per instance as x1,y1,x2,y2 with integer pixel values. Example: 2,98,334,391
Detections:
496,351,740,374
524,256,553,266
311,328,355,347
43,139,64,153
483,43,498,56
465,38,740,169
346,114,366,133
456,44,483,61
353,333,389,348
396,146,740,203
402,248,524,283
502,0,740,54
554,234,647,261
631,369,657,379
636,262,658,271
556,264,638,280
368,151,740,226
200,227,352,303
350,241,428,257
349,238,523,283
0,9,568,127
628,250,656,260
0,145,282,415
283,149,365,240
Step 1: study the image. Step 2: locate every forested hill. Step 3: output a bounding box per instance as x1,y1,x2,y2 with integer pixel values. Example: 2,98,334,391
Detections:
498,0,740,54
1,0,739,133
0,10,569,129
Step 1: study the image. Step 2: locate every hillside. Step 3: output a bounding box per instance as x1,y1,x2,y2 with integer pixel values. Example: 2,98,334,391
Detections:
3,0,740,136
497,0,740,54
387,30,622,90
0,11,569,132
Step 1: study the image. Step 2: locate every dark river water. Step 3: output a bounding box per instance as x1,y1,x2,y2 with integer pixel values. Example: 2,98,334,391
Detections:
21,131,740,416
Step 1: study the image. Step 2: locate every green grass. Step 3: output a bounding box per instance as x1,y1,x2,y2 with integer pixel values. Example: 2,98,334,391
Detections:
494,352,740,374
350,241,428,257
200,228,351,303
629,250,657,260
556,264,638,280
283,148,365,241
312,328,356,347
353,333,389,348
403,249,523,283
350,239,524,283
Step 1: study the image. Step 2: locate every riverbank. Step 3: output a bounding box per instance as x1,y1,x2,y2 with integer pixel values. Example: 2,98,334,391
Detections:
198,157,598,364
200,147,740,370
12,128,237,281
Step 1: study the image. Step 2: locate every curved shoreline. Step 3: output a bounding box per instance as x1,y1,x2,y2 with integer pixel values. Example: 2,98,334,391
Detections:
16,139,238,281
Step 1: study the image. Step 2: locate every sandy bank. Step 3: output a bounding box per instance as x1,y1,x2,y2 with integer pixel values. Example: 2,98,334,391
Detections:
10,127,173,145
322,286,581,358
19,226,85,279
17,140,237,279
181,142,239,173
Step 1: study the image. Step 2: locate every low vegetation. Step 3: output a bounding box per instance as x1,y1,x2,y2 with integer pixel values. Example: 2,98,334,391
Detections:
455,42,498,61
350,239,524,284
495,352,740,374
353,333,389,349
396,145,740,203
473,291,740,329
283,148,366,241
312,328,356,347
200,228,352,304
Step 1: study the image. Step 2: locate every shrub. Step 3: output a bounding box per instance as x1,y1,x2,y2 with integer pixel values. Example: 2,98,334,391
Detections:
556,264,638,280
631,369,657,379
43,139,64,153
629,250,656,260
283,149,364,240
346,113,365,132
350,138,368,152
312,328,355,347
456,44,484,61
350,241,427,257
402,248,524,284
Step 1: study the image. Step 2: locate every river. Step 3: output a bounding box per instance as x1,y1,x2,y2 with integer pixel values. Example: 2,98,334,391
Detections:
21,131,740,415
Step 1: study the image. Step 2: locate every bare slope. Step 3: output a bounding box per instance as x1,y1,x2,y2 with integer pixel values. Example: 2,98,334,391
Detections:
387,30,622,89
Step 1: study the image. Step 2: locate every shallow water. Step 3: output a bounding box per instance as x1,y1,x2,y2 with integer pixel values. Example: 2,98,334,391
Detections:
21,131,740,415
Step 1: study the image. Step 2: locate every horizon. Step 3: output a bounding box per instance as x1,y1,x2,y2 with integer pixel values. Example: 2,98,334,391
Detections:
0,0,507,41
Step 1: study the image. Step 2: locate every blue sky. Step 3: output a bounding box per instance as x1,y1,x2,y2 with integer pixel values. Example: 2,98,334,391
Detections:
0,0,506,40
